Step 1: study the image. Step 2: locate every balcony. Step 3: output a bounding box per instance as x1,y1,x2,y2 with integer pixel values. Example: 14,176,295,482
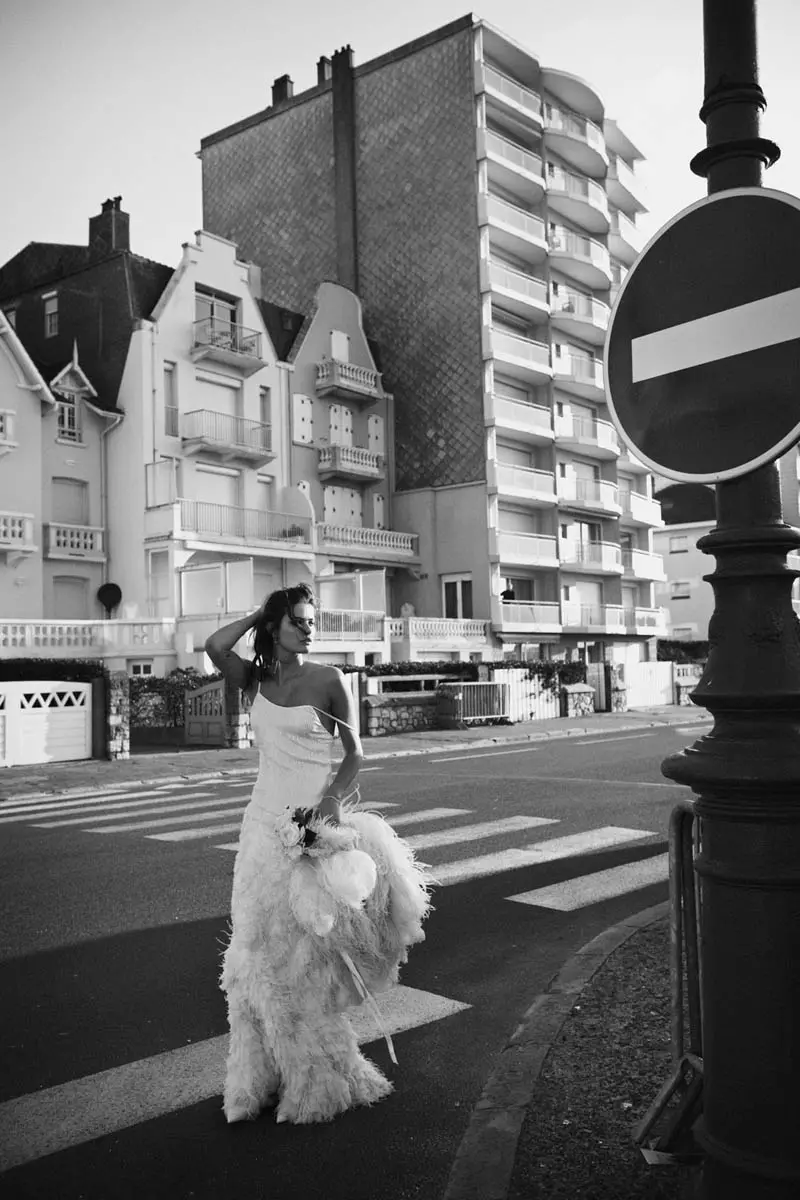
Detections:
546,167,609,234
316,523,419,564
45,523,106,562
147,500,314,557
315,358,383,405
0,511,36,559
608,209,645,266
486,394,553,445
482,194,548,266
317,445,385,483
610,265,628,304
490,529,560,568
498,599,562,634
390,616,492,647
554,413,620,459
553,351,605,400
618,447,649,474
560,539,624,574
619,491,664,527
482,129,545,204
550,289,610,346
607,155,648,215
540,67,604,127
557,476,621,516
181,410,275,466
190,318,264,376
487,326,552,384
548,226,612,290
562,602,626,634
485,259,548,321
488,461,557,507
622,548,667,582
542,103,607,177
0,410,18,456
315,609,386,642
0,618,177,661
622,606,668,636
482,64,542,128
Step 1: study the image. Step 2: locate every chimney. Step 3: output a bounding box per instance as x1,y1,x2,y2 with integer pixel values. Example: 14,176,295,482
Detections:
331,46,358,292
271,74,294,106
88,197,130,256
317,56,332,84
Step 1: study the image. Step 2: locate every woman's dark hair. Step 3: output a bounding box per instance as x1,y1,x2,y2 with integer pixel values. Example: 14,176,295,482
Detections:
251,583,316,680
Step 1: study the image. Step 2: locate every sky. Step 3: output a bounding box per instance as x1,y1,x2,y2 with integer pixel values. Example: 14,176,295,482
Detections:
1,0,798,272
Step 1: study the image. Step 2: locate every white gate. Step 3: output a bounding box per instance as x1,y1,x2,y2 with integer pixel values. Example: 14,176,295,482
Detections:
184,679,226,745
0,680,92,767
489,668,560,722
625,662,675,708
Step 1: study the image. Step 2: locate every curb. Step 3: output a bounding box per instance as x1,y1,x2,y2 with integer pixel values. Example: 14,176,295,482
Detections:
442,900,671,1200
0,714,710,804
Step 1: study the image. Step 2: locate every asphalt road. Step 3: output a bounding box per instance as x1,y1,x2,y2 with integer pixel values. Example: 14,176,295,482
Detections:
0,721,705,1200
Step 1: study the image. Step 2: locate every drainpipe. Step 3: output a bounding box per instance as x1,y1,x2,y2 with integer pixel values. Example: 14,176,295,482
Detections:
99,410,123,584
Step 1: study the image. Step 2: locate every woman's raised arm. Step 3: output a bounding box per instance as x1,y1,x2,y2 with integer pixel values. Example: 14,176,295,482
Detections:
205,610,261,691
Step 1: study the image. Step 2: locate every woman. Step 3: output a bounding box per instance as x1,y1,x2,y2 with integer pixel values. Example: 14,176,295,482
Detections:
206,583,430,1126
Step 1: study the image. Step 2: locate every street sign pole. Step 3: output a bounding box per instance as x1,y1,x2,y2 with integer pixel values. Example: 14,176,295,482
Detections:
661,2,800,1198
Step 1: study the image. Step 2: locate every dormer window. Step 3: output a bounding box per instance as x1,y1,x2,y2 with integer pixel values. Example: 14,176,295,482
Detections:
57,393,81,442
43,292,58,338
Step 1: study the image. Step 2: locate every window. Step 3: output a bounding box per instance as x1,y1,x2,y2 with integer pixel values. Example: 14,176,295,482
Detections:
43,293,58,337
669,535,689,553
442,576,473,620
0,410,15,444
259,387,271,430
57,395,81,442
671,580,691,600
195,289,236,329
130,661,154,676
164,363,178,436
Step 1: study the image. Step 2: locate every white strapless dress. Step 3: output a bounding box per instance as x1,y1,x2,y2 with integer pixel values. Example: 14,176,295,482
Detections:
220,692,431,1125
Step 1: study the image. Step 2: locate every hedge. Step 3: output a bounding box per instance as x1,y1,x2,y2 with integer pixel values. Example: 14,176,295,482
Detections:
657,639,709,663
0,658,108,682
129,667,222,729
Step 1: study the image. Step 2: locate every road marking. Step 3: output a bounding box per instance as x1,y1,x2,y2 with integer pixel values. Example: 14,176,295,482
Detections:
0,788,197,821
83,809,251,833
0,985,469,1172
432,826,656,886
405,815,557,851
631,286,800,382
429,746,541,763
524,776,685,789
386,807,471,828
507,852,670,911
149,806,463,843
568,733,654,746
32,795,229,828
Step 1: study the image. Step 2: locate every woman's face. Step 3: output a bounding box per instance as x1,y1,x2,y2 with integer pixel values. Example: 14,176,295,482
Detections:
277,601,315,654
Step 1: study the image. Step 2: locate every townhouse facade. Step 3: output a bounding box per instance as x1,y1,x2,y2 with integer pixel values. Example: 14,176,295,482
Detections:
198,13,667,673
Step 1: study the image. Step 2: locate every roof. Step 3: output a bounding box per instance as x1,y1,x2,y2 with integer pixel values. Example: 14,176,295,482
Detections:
256,299,305,361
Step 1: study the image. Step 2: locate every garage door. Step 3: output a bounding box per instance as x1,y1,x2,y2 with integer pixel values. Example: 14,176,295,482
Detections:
0,681,92,767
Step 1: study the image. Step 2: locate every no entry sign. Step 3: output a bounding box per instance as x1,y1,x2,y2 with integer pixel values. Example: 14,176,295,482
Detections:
604,188,800,483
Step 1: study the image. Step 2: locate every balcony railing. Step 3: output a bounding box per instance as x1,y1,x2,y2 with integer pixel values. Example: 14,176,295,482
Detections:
609,209,644,253
0,511,36,552
316,524,419,557
547,167,608,216
485,130,543,179
551,289,610,328
494,463,556,499
179,501,313,545
0,619,177,659
607,155,647,210
623,606,668,632
560,539,623,570
316,359,382,402
391,617,491,641
500,600,561,627
544,104,605,154
562,603,626,630
489,261,548,307
315,609,385,641
494,530,559,564
620,491,664,525
558,476,619,511
486,195,546,244
549,227,610,270
192,318,262,359
622,548,667,581
484,65,541,118
318,444,384,479
46,523,106,560
491,327,551,370
554,353,604,390
491,395,553,439
182,410,273,455
554,414,619,453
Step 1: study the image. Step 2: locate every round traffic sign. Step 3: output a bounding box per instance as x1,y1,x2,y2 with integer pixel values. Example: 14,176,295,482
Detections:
604,188,800,483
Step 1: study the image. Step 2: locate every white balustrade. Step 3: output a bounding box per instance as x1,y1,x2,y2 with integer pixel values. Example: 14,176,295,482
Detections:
0,619,177,657
0,511,35,548
316,359,382,397
46,523,105,557
318,445,384,475
316,524,418,555
315,609,385,641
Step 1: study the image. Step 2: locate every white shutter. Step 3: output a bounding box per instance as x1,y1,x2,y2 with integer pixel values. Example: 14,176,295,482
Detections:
374,494,385,530
323,485,340,523
226,560,254,612
346,489,363,525
329,404,342,446
368,415,384,456
331,330,350,362
196,466,239,506
197,378,239,417
292,394,314,444
340,406,353,447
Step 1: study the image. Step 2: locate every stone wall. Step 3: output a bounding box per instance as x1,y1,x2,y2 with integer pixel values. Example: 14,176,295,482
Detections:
107,670,130,761
363,692,438,737
561,683,596,719
224,679,255,749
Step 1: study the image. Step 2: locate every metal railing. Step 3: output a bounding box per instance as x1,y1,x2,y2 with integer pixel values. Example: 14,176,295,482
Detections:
561,603,626,629
501,600,561,625
192,318,262,358
486,195,546,243
485,130,543,178
491,327,551,368
490,261,548,306
46,523,105,557
316,524,418,555
484,64,541,117
179,501,312,544
437,681,510,723
315,609,385,641
182,409,272,452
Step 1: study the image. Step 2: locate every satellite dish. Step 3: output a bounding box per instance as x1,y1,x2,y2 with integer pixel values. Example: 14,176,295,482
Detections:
97,582,122,617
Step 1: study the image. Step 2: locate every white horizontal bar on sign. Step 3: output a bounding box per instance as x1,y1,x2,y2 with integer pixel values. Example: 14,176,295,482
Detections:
507,851,670,911
434,826,656,886
404,815,556,851
631,286,800,382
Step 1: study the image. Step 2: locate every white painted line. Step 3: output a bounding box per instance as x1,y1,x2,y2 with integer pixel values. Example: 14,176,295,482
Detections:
150,823,243,842
526,776,685,789
429,746,541,764
81,808,251,834
360,767,384,772
675,725,713,735
405,815,557,851
0,985,469,1172
0,788,194,821
388,807,471,828
568,733,654,746
433,826,657,886
32,794,228,828
507,851,670,911
631,286,800,382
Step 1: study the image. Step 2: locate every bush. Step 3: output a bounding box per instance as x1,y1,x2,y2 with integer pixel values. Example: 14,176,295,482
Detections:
340,660,478,680
129,667,222,729
524,660,587,694
0,657,108,683
657,639,709,663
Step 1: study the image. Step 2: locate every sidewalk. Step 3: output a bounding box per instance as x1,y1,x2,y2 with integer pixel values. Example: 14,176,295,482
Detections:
0,704,710,800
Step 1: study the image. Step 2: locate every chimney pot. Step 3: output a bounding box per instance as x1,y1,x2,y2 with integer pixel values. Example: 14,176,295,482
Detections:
271,74,294,105
317,56,332,84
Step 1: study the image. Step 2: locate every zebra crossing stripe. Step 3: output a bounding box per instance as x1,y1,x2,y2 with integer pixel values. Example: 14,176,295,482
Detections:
507,851,670,911
83,801,401,835
404,815,556,851
432,827,657,886
31,795,228,828
0,788,193,822
149,806,471,843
